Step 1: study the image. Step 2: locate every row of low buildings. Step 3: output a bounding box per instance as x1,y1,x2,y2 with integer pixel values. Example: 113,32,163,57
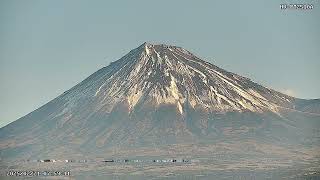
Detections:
25,159,194,163
26,159,86,163
102,159,191,163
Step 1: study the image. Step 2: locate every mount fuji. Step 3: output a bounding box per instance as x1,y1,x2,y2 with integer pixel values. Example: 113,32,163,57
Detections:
0,43,319,169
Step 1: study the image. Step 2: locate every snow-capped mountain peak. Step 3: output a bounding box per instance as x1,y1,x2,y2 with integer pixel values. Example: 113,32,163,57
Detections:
61,43,295,115
1,42,319,161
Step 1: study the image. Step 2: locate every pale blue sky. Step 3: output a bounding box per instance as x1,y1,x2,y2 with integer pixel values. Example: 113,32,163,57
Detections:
0,0,319,127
